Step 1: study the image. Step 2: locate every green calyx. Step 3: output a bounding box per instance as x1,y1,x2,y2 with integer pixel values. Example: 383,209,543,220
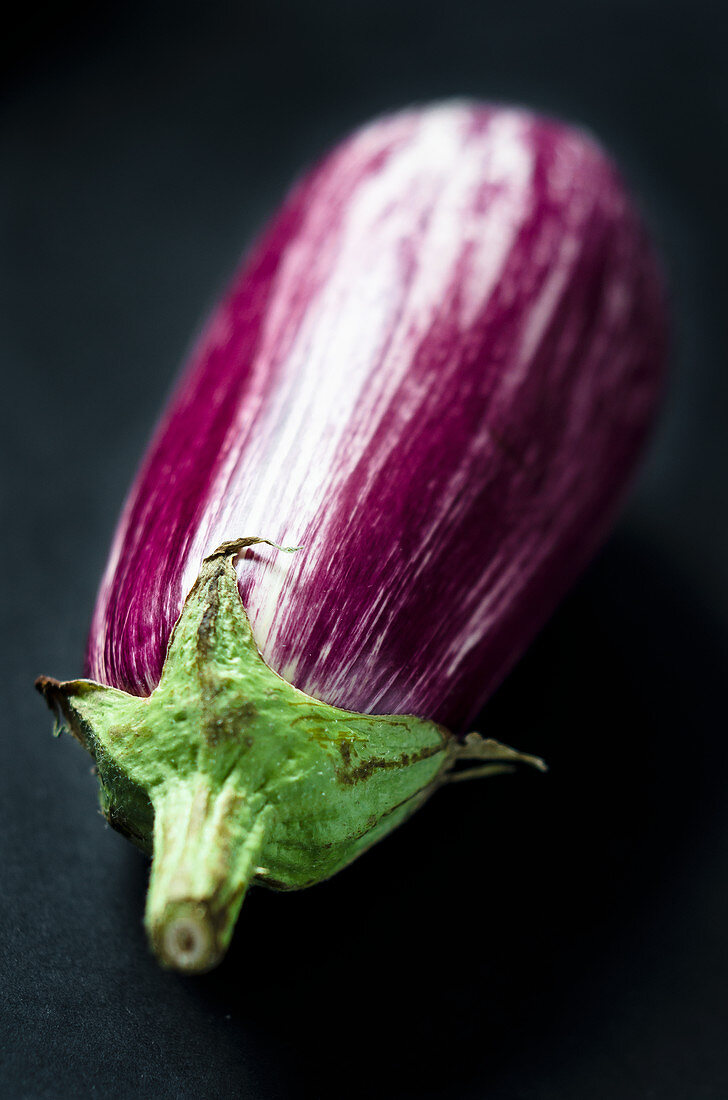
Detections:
37,538,545,974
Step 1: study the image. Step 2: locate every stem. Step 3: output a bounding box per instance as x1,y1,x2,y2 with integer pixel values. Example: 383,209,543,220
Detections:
145,775,272,972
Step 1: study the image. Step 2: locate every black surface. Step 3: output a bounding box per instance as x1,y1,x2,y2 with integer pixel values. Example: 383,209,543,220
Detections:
2,2,727,1097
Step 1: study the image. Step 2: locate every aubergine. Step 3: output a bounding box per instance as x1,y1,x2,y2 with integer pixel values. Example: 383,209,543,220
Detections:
37,101,666,972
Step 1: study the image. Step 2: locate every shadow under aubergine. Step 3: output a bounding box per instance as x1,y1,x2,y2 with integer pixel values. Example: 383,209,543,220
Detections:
127,529,728,1098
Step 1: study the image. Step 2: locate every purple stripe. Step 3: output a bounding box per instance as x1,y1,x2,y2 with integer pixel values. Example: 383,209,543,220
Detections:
85,102,666,732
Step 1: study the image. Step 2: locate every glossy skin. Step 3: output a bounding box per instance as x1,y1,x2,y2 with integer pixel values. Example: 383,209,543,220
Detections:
86,102,666,732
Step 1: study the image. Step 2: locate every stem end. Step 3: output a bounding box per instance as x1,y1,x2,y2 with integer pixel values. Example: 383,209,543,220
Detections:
153,901,221,973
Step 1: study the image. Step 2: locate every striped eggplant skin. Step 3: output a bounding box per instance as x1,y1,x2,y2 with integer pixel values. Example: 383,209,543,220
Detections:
86,101,666,734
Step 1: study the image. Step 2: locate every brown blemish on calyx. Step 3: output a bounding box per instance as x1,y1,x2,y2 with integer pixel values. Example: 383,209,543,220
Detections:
334,742,444,785
192,566,258,748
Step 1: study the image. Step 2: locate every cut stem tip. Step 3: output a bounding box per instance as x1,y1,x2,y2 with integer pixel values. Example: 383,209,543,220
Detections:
153,902,220,973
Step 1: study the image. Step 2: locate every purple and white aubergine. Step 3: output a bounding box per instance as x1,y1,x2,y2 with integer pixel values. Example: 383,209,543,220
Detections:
37,101,666,973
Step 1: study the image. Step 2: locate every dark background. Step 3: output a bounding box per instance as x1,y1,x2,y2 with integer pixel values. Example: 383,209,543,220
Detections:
2,1,727,1097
